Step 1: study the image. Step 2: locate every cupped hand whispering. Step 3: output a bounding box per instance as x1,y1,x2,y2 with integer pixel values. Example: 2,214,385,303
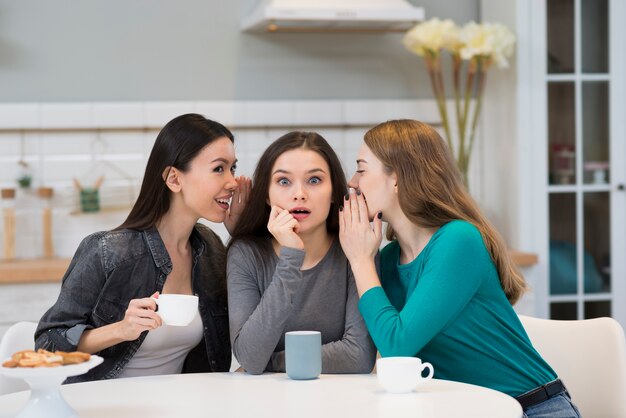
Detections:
338,188,382,265
267,205,304,250
224,176,252,235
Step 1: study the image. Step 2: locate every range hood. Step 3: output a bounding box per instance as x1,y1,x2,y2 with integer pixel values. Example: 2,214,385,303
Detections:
241,0,425,33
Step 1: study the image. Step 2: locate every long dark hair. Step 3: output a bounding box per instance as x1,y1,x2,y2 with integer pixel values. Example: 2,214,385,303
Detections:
116,113,234,231
229,131,347,247
365,119,526,304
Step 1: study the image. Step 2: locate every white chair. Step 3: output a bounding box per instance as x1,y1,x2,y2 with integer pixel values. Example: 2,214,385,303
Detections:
519,315,626,418
0,321,37,395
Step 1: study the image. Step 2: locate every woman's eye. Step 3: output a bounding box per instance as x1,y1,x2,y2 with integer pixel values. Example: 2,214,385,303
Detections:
230,165,237,174
309,176,322,185
356,170,365,174
214,166,224,173
278,178,290,186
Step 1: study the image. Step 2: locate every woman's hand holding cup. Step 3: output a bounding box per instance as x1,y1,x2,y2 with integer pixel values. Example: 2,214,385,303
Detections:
118,292,162,341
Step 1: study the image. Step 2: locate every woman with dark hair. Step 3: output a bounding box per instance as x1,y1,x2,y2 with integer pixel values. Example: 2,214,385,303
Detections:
339,119,580,417
227,131,376,375
35,113,250,382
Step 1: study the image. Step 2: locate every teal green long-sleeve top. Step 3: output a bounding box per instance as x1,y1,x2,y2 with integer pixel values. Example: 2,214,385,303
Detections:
358,220,556,397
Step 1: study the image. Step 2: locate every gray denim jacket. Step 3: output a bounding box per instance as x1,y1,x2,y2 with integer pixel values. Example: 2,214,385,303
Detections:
35,224,231,383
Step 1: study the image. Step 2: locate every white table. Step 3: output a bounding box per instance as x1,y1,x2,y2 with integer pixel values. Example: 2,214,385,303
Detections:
0,373,522,418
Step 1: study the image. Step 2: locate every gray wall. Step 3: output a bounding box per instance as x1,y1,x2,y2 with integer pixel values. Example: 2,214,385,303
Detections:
0,0,478,102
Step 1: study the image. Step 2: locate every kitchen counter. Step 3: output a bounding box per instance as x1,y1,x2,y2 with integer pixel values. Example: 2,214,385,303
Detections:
0,251,538,284
0,258,70,284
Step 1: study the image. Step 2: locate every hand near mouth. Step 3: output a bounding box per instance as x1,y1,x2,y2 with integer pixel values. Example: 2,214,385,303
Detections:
267,205,304,250
224,176,252,235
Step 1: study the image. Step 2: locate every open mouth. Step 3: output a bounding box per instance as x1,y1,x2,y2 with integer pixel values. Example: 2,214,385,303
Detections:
290,209,310,214
215,197,230,210
289,208,311,219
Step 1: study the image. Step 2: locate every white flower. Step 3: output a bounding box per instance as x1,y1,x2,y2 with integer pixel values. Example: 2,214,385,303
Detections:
403,18,460,56
490,23,516,68
459,22,516,68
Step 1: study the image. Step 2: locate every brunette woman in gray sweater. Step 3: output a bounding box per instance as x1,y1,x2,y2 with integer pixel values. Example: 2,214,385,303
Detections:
227,132,376,375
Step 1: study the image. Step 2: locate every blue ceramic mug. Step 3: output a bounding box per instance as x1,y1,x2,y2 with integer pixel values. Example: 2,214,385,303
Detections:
285,331,322,380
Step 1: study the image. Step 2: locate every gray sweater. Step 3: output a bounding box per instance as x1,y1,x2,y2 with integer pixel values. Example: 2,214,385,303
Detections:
227,238,376,375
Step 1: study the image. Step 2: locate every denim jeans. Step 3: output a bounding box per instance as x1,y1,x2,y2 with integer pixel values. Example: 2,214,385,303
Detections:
523,390,581,418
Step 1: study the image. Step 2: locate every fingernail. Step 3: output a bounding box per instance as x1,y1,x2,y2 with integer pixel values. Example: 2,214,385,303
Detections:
356,189,361,196
377,212,382,219
339,206,343,212
344,193,349,201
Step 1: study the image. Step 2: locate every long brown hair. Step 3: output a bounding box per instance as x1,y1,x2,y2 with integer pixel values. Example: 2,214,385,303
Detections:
364,119,526,304
116,114,234,231
229,131,347,247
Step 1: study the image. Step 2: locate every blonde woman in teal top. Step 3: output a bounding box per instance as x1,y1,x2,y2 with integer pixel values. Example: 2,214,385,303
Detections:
338,120,580,417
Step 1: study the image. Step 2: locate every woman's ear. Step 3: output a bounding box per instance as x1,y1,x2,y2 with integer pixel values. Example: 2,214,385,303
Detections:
163,166,182,192
390,172,398,194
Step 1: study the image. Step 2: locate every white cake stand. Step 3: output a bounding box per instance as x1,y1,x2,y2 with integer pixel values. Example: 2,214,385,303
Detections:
0,355,103,418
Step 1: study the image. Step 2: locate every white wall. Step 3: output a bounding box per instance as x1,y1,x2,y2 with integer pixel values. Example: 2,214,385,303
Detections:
0,0,479,102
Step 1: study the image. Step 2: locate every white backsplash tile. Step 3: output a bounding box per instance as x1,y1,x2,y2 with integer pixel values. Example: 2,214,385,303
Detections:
40,103,93,129
194,101,241,126
0,104,40,129
294,101,343,126
0,133,23,156
144,102,195,127
344,100,381,125
93,103,144,128
97,131,147,154
242,101,294,126
40,132,95,155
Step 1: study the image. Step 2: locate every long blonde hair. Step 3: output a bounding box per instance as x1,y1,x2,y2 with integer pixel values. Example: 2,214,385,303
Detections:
364,119,526,304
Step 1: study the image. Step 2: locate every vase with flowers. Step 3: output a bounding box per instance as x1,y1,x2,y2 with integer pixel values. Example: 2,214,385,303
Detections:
403,18,515,187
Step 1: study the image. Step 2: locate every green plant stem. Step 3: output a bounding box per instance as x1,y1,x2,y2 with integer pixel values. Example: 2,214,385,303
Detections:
452,54,463,151
459,60,477,178
425,53,452,151
467,63,488,170
435,70,453,151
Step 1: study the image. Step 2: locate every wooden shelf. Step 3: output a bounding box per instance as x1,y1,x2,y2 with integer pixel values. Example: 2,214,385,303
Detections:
0,258,70,284
510,250,539,268
0,250,538,285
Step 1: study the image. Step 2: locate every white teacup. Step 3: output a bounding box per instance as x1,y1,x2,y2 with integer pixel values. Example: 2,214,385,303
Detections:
152,294,198,326
376,356,434,393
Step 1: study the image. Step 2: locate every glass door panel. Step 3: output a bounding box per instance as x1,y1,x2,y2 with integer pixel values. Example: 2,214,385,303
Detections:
585,301,611,319
582,82,609,184
547,0,575,73
583,192,610,293
551,302,577,320
541,0,623,324
548,83,576,185
581,0,609,73
549,193,577,295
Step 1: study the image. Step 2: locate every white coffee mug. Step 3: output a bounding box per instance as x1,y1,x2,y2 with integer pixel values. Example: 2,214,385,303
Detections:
152,294,198,326
376,356,434,393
